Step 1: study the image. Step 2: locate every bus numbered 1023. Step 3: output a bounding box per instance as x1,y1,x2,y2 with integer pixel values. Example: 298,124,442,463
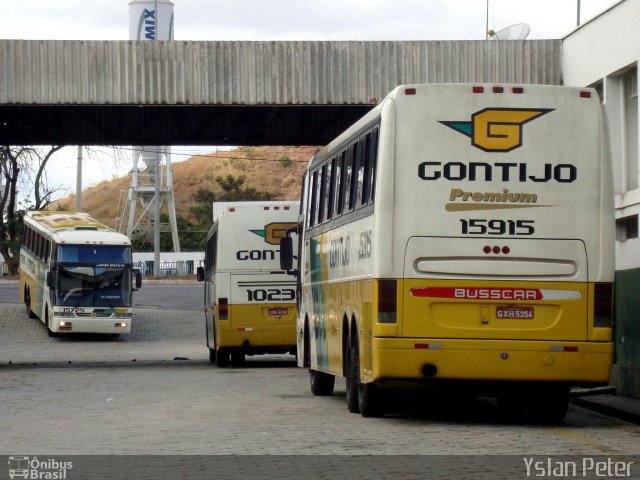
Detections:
197,202,299,367
280,83,615,423
20,211,141,336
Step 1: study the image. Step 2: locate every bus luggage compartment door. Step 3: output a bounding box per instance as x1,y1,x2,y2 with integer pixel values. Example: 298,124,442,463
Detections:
402,237,589,341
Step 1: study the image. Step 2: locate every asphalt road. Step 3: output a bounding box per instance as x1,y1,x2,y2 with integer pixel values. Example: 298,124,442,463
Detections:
0,279,203,311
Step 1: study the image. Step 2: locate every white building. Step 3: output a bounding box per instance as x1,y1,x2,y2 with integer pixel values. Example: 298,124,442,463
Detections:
563,0,639,398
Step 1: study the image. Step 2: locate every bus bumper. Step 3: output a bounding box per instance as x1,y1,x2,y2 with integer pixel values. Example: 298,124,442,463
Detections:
371,338,613,385
218,325,296,350
51,316,132,334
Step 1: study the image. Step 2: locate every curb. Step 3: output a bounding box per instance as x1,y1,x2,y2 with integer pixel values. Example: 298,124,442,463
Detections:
572,394,640,425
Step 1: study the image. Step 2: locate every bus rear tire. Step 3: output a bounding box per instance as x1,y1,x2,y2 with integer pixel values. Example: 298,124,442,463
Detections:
346,331,384,417
231,349,245,367
358,382,384,418
215,347,230,368
309,369,335,396
208,348,217,364
526,384,570,425
345,333,360,413
498,384,569,425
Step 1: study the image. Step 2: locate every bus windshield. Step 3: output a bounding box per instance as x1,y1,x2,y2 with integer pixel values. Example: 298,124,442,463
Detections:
54,265,132,308
54,245,133,307
57,245,131,264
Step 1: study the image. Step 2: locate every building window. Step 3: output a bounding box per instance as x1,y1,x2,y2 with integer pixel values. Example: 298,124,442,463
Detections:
616,214,639,242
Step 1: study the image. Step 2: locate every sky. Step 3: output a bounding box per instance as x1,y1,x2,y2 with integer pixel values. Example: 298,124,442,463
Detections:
0,0,620,202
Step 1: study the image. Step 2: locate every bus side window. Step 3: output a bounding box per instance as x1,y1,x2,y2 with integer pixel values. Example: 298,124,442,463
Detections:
348,141,359,212
369,128,379,204
327,157,336,220
212,231,217,270
307,171,318,228
336,151,346,216
343,147,354,213
360,131,372,207
318,164,327,223
36,233,43,260
27,227,34,253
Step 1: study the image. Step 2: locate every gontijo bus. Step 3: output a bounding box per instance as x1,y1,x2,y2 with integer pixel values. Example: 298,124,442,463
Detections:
20,211,141,335
197,202,299,367
280,83,614,423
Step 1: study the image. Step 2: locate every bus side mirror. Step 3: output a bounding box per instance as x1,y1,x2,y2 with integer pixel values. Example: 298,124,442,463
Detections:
46,271,54,289
134,269,142,290
196,266,205,282
280,237,293,272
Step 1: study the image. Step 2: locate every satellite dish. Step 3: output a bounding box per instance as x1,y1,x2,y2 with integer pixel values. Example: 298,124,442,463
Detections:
488,23,531,40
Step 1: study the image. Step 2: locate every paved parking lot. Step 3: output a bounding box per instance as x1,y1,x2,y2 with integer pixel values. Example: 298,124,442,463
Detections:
1,282,640,474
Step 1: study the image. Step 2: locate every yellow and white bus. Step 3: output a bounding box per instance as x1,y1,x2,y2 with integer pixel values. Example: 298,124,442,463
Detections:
197,202,299,367
280,83,615,422
20,211,141,336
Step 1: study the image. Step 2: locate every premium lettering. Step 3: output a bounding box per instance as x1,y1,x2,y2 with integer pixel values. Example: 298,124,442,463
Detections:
449,188,538,204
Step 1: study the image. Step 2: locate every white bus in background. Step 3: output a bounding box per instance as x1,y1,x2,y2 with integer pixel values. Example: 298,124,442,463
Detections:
197,201,299,367
20,211,141,336
281,83,615,423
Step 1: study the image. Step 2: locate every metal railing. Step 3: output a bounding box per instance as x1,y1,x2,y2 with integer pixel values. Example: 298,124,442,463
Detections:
133,260,204,277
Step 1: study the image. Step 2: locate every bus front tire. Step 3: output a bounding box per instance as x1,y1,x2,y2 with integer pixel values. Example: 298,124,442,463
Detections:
208,348,217,364
309,369,335,396
46,308,57,337
215,347,230,368
25,290,37,319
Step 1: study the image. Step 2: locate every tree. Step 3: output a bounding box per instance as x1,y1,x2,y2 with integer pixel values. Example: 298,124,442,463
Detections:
187,175,274,248
0,145,65,274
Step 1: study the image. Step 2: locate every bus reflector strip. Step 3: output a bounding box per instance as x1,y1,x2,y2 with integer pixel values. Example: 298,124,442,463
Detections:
405,88,416,95
415,343,443,349
410,287,542,301
409,287,582,301
238,327,254,332
549,345,579,352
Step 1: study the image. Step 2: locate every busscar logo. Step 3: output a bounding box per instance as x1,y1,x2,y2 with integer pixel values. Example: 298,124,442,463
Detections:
440,108,554,152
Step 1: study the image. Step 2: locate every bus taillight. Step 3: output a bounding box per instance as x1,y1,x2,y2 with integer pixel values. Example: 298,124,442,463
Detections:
218,298,229,320
594,283,613,327
378,280,397,323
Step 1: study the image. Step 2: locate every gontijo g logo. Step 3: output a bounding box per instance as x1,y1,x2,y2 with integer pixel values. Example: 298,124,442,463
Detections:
250,222,298,246
440,108,553,152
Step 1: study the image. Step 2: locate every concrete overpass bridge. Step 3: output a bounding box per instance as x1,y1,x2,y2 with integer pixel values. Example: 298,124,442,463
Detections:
0,39,561,145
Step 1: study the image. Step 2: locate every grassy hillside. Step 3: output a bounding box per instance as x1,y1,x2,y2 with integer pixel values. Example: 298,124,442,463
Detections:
53,146,316,228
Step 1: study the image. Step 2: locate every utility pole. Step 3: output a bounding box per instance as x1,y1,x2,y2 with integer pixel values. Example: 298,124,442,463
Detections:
577,0,581,26
76,146,82,212
153,0,160,277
